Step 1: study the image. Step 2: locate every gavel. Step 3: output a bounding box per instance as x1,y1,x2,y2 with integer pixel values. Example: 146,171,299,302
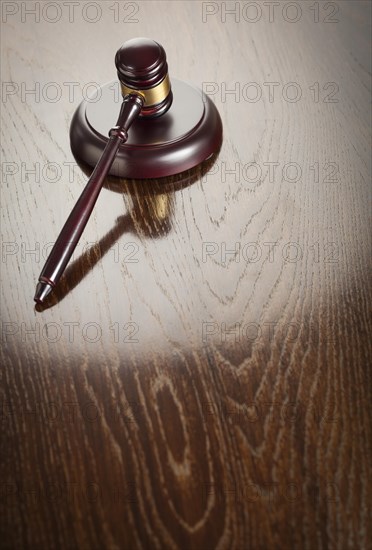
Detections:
34,38,222,304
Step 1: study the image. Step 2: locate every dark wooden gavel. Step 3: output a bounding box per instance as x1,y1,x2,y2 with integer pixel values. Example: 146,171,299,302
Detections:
34,38,173,303
34,37,223,304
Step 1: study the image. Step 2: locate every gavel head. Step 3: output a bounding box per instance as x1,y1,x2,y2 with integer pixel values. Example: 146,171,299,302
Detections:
115,38,173,118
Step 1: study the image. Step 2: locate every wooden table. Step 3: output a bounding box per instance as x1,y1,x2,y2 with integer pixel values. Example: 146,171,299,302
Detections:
1,1,371,548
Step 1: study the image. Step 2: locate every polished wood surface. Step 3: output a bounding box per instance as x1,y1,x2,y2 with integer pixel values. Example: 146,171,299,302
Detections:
1,1,371,548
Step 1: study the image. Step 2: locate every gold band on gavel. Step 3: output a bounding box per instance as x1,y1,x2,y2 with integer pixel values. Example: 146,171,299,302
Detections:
120,74,170,106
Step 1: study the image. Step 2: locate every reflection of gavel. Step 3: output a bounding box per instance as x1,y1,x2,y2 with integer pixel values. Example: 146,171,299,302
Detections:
34,37,222,304
34,39,173,303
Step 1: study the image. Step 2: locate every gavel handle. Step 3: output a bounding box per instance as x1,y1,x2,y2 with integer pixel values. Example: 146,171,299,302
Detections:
34,94,144,304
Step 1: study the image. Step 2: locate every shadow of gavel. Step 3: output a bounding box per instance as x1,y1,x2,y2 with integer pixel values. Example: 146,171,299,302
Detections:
35,154,218,311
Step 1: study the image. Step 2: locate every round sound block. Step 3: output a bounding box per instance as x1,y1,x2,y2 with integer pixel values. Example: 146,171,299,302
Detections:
70,78,222,179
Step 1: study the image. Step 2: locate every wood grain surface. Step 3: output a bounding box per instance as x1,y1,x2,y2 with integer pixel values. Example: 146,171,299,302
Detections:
1,1,371,548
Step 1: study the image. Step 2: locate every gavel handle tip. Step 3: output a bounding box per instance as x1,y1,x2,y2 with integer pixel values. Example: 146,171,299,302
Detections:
34,281,53,304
